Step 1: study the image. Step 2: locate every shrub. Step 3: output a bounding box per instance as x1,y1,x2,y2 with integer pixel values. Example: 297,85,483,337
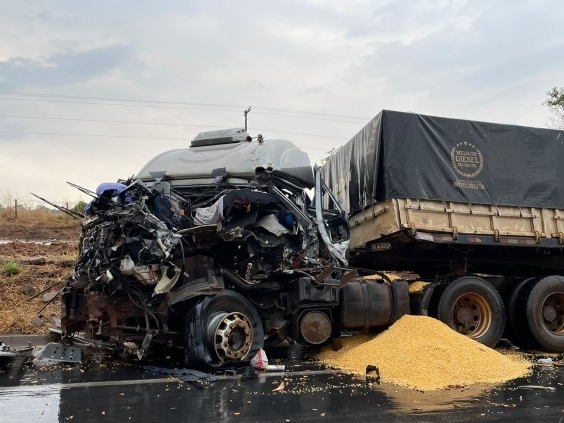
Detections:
72,200,88,214
1,260,21,276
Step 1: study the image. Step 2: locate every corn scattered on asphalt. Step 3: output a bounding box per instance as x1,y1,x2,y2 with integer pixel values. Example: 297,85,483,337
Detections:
318,315,531,391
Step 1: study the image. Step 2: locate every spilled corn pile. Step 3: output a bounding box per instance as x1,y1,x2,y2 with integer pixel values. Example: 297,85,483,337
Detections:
318,315,531,391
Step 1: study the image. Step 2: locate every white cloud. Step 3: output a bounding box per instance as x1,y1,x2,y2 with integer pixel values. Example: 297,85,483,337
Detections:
0,0,562,202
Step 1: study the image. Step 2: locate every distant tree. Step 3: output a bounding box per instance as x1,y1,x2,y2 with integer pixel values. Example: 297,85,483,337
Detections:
72,200,88,214
545,87,564,129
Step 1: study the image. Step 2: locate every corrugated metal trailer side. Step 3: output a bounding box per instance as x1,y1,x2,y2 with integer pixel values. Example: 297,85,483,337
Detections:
349,199,564,249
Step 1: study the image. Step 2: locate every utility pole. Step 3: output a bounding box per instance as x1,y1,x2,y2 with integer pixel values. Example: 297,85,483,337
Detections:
244,106,251,131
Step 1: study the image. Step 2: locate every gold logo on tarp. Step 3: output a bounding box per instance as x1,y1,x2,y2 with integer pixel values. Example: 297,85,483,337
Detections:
451,142,483,178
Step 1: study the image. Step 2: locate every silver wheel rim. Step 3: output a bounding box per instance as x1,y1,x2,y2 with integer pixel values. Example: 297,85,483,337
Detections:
208,311,253,361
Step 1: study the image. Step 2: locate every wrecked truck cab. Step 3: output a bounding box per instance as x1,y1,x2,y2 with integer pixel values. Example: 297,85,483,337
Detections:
134,127,350,270
136,128,316,189
61,128,404,368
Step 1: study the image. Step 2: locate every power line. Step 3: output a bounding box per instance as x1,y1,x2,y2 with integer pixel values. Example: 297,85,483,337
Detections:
0,91,370,122
0,90,370,120
255,110,364,123
0,96,241,113
0,130,191,141
0,90,244,109
0,113,359,129
0,113,224,128
0,96,364,124
0,128,348,141
0,112,351,140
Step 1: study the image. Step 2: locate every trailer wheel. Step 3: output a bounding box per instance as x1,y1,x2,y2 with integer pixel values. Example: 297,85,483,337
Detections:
507,277,537,346
436,276,505,347
185,291,264,368
519,276,564,352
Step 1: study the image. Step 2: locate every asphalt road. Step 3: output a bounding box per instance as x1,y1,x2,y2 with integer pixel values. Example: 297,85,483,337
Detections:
1,346,563,423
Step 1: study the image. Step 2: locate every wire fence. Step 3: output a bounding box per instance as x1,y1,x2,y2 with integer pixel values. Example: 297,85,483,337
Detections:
0,198,86,219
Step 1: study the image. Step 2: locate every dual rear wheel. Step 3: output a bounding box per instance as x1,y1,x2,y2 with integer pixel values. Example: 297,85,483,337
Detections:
432,276,505,347
431,275,564,351
508,275,564,352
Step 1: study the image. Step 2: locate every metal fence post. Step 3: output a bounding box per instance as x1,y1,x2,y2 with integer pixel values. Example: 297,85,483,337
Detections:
14,199,17,219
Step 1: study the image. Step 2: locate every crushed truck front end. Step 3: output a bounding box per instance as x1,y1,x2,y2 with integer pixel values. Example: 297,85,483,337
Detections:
60,129,407,367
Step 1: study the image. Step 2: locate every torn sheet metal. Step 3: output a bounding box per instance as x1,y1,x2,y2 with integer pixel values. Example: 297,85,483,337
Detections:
39,343,82,363
61,134,352,368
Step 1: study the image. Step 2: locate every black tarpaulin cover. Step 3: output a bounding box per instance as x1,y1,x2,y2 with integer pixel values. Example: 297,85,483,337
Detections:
321,110,564,214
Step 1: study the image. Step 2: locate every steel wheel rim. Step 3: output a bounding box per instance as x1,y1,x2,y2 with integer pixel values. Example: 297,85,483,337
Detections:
451,292,492,339
208,312,253,361
541,292,564,335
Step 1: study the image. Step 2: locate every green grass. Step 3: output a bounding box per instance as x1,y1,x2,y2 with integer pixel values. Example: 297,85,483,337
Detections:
1,260,21,276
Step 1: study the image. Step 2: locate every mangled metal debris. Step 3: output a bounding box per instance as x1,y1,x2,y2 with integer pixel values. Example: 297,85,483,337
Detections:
56,129,408,369
0,341,17,364
1,341,35,371
38,342,82,363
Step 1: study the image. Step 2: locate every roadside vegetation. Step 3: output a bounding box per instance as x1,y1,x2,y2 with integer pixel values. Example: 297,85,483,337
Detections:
1,260,21,276
0,204,82,334
0,190,85,221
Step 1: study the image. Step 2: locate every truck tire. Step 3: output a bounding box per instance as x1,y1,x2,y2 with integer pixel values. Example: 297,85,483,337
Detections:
507,277,537,346
513,275,564,352
185,291,264,368
390,280,410,324
436,276,505,347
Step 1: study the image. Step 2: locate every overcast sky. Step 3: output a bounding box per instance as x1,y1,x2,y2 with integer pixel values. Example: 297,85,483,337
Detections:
1,0,563,207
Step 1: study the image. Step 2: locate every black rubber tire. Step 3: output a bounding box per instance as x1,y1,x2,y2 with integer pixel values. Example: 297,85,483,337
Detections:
507,277,538,347
390,280,410,324
185,290,264,369
427,282,448,318
520,275,564,352
436,276,505,347
184,304,206,368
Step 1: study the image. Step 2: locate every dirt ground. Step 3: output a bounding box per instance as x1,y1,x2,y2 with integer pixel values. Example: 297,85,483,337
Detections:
0,213,82,335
